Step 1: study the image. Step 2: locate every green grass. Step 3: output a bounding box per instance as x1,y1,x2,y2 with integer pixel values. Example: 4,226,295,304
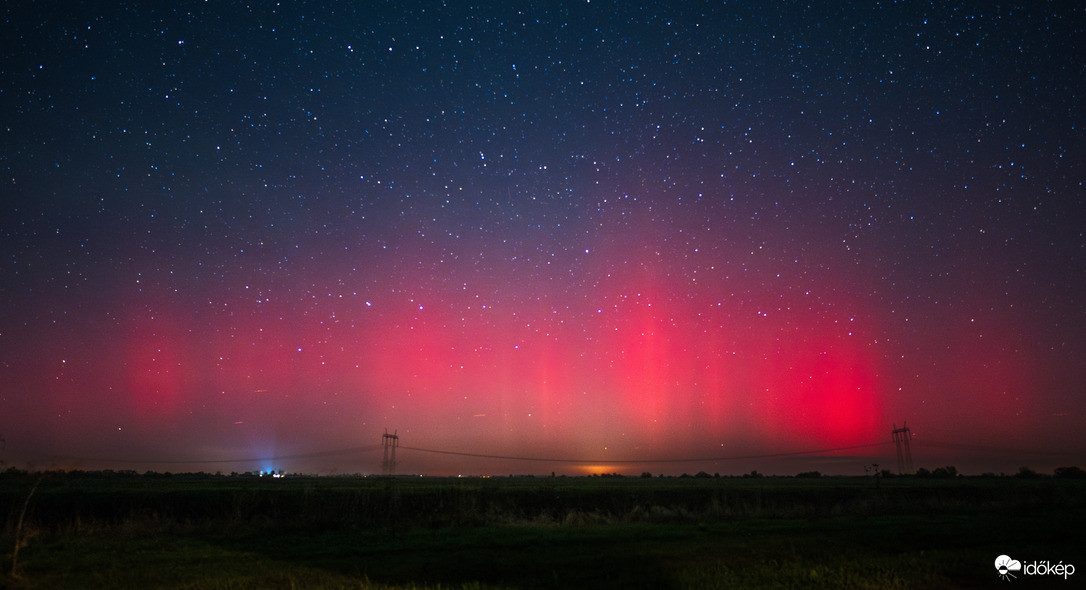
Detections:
2,472,1084,588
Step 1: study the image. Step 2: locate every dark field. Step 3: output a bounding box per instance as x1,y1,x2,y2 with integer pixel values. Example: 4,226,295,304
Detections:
1,470,1083,588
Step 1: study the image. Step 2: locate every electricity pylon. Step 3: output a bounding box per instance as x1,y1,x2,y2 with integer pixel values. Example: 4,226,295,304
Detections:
381,429,399,476
892,422,914,475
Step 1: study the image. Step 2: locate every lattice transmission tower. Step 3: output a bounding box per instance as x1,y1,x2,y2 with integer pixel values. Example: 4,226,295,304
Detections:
381,429,399,476
892,422,914,475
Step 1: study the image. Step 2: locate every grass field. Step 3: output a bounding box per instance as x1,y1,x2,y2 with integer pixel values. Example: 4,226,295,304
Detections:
1,470,1083,588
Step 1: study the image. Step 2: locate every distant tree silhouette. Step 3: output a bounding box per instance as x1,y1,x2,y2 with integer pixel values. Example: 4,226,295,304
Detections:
931,466,958,478
1015,466,1041,479
1054,466,1086,478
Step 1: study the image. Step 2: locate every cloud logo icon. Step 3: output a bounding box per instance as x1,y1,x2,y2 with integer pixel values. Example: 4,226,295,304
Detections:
995,555,1022,580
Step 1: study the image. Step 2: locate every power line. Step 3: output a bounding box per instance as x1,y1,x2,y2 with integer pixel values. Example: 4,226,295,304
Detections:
398,441,894,464
15,436,1083,471
29,439,1083,470
14,442,892,468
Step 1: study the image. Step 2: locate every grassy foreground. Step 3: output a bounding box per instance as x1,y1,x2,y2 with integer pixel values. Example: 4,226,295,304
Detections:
1,471,1083,588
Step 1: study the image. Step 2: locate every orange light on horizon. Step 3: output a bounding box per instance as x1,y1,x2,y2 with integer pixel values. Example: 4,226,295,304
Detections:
576,464,627,476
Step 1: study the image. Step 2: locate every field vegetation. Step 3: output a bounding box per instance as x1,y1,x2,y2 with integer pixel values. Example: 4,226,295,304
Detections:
1,467,1083,588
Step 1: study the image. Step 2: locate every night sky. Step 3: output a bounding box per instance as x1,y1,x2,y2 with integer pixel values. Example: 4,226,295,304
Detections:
2,2,1083,476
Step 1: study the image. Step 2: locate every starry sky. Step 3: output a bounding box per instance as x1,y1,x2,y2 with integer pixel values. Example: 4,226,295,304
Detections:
2,2,1083,476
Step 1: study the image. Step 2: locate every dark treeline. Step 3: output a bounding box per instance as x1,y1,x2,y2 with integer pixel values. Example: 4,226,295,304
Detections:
3,466,1085,535
3,464,1085,479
